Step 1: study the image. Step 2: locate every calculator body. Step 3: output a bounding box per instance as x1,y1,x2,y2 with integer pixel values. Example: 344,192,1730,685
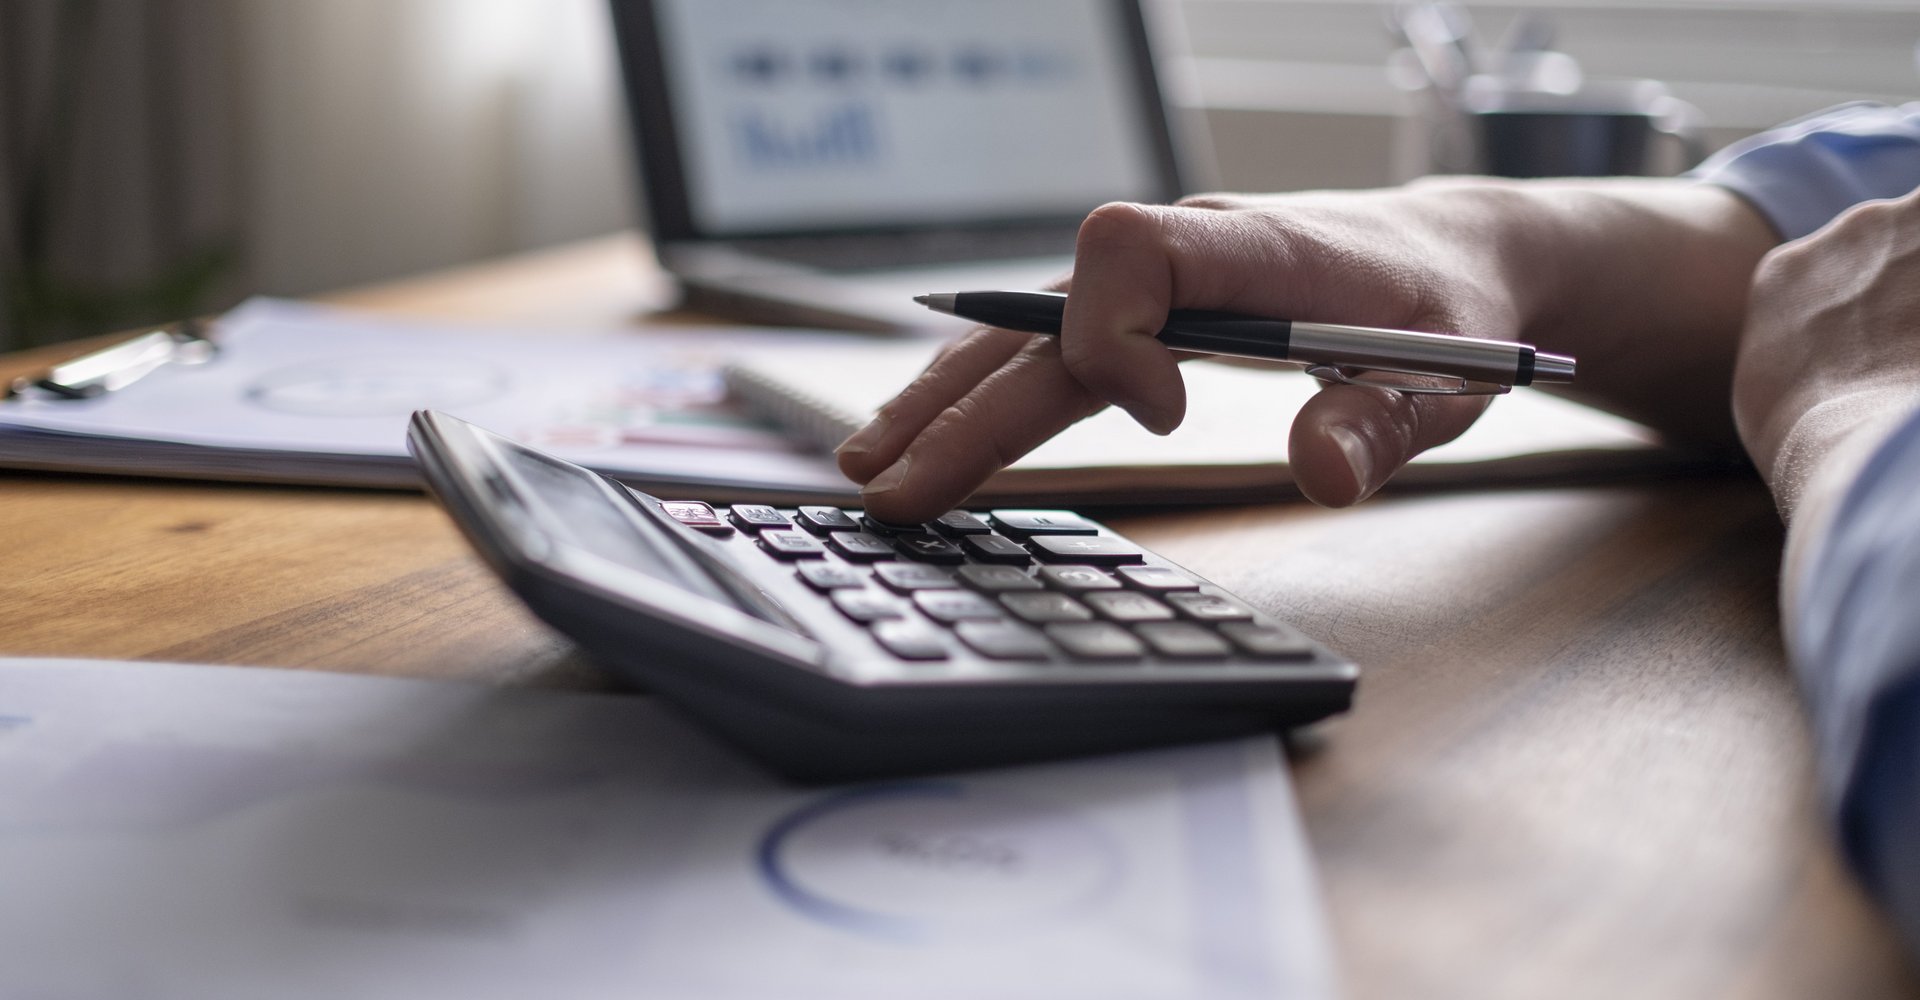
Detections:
408,411,1357,781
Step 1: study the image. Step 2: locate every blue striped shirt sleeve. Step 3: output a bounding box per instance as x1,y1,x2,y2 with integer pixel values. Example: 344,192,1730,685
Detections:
1689,102,1920,241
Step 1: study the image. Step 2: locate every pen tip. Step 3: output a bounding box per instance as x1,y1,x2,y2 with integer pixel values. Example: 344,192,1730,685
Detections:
912,294,931,306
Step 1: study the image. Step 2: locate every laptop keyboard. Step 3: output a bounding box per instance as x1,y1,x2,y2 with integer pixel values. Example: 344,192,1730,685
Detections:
735,226,1076,272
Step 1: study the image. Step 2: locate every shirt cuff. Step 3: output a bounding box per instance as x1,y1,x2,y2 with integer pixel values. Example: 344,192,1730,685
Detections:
1689,102,1920,241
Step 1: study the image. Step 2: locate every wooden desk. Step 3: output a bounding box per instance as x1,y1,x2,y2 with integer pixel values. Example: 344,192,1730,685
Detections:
4,234,1915,1000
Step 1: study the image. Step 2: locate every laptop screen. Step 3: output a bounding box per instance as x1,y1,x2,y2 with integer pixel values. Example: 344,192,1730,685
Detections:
627,0,1179,238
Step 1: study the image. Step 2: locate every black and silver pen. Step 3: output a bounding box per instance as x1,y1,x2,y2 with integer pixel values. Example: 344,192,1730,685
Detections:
914,290,1575,387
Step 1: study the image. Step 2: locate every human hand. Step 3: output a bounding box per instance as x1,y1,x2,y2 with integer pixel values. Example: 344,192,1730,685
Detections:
1734,186,1920,521
840,179,1773,523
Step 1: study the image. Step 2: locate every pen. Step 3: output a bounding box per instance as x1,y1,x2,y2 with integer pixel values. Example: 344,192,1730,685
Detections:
913,290,1575,388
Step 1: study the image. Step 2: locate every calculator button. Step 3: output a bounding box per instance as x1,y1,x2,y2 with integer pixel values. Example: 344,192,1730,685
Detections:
728,504,792,531
795,506,861,533
826,532,896,563
912,590,1004,623
874,562,958,593
796,562,867,590
989,510,1099,539
892,534,966,564
1117,565,1202,591
830,589,906,623
857,514,930,537
1030,535,1145,565
954,622,1054,660
955,565,1043,592
660,501,732,534
1135,622,1233,659
759,529,826,559
1218,623,1315,661
1081,591,1176,622
1037,565,1122,591
1044,622,1146,661
999,592,1094,624
871,621,949,661
1165,591,1256,622
961,534,1033,565
932,510,993,536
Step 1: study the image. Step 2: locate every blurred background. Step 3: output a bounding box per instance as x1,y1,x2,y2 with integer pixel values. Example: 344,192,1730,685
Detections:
3,0,1917,351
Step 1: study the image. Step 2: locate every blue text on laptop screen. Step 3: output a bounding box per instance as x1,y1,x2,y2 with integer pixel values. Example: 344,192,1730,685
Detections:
655,0,1165,234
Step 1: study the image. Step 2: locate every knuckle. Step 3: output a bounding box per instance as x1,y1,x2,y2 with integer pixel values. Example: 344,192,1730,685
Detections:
1076,201,1160,252
1175,192,1245,211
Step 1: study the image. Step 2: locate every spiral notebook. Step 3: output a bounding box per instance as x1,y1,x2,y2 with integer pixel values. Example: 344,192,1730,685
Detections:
722,341,1694,506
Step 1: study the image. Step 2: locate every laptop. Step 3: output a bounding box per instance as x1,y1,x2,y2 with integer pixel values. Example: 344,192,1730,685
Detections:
608,0,1191,332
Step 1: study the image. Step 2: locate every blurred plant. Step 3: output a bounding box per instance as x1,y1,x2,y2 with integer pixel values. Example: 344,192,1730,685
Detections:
3,0,236,350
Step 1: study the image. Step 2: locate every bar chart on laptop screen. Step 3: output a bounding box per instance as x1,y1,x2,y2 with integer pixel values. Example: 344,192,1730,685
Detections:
655,0,1161,233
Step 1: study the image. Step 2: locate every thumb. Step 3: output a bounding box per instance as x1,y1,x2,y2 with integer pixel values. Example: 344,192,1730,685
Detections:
1288,384,1493,506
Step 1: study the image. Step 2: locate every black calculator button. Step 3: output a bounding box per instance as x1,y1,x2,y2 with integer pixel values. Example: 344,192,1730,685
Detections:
1081,591,1176,623
1030,535,1145,565
826,532,896,563
1219,623,1315,660
1165,591,1256,622
892,534,966,564
989,510,1099,539
1000,592,1094,624
661,501,732,534
874,562,958,593
830,589,906,623
728,504,792,531
955,565,1043,592
797,562,867,590
795,506,861,533
912,590,1004,623
1044,622,1146,661
1135,622,1233,659
960,534,1032,565
1037,565,1122,591
955,622,1054,660
1117,565,1202,591
871,621,949,661
857,514,930,537
759,529,826,559
932,510,993,536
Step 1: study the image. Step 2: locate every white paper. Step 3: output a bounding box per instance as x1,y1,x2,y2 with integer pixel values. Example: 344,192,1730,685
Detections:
0,659,1337,1000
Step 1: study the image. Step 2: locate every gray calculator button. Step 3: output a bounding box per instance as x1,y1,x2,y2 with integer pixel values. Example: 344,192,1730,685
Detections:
1165,591,1256,622
999,592,1094,624
661,501,732,534
827,532,896,562
1030,535,1145,565
1044,622,1146,661
1037,565,1122,591
831,589,905,623
1082,591,1176,622
796,562,867,590
989,510,1099,539
1117,565,1201,591
1135,622,1233,659
933,510,993,536
858,514,930,537
892,533,966,564
913,590,1004,623
871,620,948,661
955,565,1043,592
759,529,826,559
727,504,792,531
955,622,1054,660
960,534,1032,565
1219,623,1316,660
796,506,861,533
874,562,958,593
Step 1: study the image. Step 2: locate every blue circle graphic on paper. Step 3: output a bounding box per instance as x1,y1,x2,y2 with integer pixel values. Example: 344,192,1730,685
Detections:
757,782,1123,942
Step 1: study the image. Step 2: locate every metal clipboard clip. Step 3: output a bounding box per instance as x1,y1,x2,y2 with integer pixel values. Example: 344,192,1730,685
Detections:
1304,364,1512,396
3,320,218,401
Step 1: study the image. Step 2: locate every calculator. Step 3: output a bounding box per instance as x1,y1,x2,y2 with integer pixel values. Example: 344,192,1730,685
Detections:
408,411,1357,780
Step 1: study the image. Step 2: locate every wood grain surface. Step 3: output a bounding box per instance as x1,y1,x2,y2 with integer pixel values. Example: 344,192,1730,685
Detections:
3,235,1915,1000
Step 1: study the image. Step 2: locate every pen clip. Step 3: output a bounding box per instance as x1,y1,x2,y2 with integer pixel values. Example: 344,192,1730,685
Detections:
1305,364,1512,396
4,321,217,401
